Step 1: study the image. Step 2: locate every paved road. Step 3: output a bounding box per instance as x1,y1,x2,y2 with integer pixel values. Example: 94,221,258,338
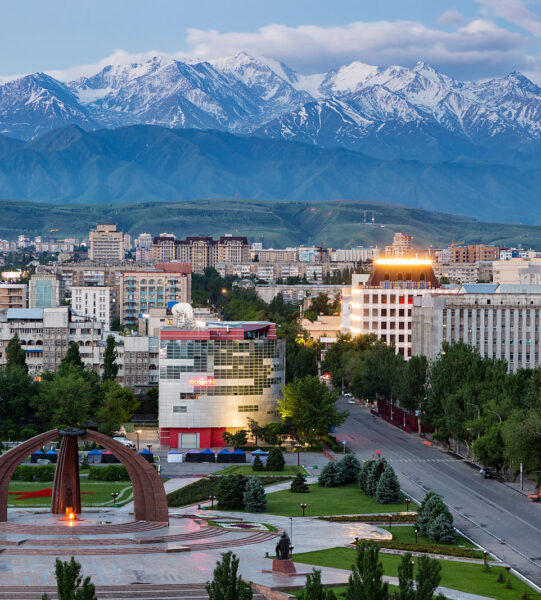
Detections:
335,400,541,587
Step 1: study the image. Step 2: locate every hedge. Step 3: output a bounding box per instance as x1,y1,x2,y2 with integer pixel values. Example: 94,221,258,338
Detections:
12,465,56,482
375,540,482,559
88,465,130,481
323,513,417,523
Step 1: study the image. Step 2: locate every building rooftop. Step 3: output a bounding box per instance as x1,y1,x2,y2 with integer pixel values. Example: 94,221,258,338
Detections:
6,308,44,320
460,284,498,294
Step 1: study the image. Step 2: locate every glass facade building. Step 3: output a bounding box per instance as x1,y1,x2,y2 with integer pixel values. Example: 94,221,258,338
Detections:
159,321,285,449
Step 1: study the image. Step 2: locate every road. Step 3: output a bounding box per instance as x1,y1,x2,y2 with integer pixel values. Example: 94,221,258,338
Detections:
335,399,541,587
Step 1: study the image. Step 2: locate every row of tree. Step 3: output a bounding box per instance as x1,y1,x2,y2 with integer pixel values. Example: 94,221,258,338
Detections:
322,334,541,483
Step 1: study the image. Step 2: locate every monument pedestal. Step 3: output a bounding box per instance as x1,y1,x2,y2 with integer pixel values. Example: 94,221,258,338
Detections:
272,559,297,575
51,428,86,515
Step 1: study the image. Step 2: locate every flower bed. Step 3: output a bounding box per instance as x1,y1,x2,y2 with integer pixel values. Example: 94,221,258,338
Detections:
323,513,417,523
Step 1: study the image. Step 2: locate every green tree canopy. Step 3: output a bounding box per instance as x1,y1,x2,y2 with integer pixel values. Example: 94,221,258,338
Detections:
96,380,139,434
5,333,27,373
102,335,119,381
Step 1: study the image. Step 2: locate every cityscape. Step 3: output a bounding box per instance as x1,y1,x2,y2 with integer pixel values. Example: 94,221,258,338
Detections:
1,1,541,600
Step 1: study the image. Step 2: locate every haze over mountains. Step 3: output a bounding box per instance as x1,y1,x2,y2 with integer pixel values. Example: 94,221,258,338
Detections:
0,52,540,222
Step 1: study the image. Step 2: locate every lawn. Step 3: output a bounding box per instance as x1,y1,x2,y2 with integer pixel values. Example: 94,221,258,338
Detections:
264,483,407,517
292,547,541,600
379,525,476,549
7,481,133,507
214,465,308,477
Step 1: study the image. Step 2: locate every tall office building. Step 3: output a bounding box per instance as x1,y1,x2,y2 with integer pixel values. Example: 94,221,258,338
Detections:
71,286,112,329
89,224,125,262
29,274,60,308
385,233,413,259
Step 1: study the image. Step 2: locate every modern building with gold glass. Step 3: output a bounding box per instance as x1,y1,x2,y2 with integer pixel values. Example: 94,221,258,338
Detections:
341,258,448,358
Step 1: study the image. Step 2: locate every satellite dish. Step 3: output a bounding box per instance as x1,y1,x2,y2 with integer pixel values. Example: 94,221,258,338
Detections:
171,302,194,325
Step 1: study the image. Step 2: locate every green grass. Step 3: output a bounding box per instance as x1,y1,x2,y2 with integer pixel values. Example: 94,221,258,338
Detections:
214,465,308,477
292,547,541,600
264,483,407,517
7,481,133,507
381,526,477,549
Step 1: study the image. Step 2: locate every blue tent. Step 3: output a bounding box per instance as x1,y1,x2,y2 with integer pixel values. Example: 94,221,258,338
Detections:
217,448,233,463
87,448,102,464
88,449,102,455
138,448,154,463
200,448,216,463
168,449,182,453
30,450,46,463
185,449,200,463
251,449,268,465
45,449,57,464
167,448,183,463
232,448,246,463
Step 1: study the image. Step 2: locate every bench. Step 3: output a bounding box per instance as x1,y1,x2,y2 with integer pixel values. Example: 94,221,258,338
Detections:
527,490,541,501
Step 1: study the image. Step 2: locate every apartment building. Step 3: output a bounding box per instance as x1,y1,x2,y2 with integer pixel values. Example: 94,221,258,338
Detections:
151,234,249,273
331,247,380,263
451,244,500,263
492,258,541,285
385,233,413,259
120,263,191,326
412,284,541,372
256,284,343,304
341,259,445,358
89,224,125,262
0,284,27,312
71,286,111,329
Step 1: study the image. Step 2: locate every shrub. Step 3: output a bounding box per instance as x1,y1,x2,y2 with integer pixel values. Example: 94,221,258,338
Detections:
338,454,360,484
266,447,285,471
217,475,248,510
318,461,344,487
290,473,309,493
416,492,443,537
81,455,89,469
88,465,130,481
12,464,56,482
298,569,338,600
375,464,401,504
428,513,456,544
252,455,265,472
205,551,253,600
243,477,267,512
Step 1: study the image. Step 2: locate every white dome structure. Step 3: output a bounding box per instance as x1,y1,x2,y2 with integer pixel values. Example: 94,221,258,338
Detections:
171,302,194,327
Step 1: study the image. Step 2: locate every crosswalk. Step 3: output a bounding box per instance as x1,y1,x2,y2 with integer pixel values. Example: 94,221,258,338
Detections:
386,458,456,463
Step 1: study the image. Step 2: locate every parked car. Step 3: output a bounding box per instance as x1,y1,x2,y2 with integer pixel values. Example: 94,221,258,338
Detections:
348,399,356,405
480,468,497,479
344,392,353,398
113,436,136,450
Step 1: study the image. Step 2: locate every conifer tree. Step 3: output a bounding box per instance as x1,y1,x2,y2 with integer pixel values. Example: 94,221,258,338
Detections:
243,476,267,512
42,557,97,600
318,461,343,487
428,513,456,544
345,542,388,600
298,569,338,600
252,455,265,471
359,459,375,492
366,458,388,497
266,447,285,471
397,552,415,600
416,555,442,600
339,454,361,483
205,551,253,600
290,472,310,493
6,333,27,373
59,342,85,373
102,334,119,381
216,475,247,510
375,464,401,504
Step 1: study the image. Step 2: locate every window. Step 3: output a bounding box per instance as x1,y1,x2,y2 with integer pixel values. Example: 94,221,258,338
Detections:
238,405,259,412
173,406,187,413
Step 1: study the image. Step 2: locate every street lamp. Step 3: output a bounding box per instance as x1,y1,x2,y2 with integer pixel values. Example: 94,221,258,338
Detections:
388,514,393,529
111,492,119,506
468,403,480,420
405,498,410,512
300,503,307,517
487,410,502,422
136,429,142,450
295,443,302,466
209,495,216,509
414,526,419,544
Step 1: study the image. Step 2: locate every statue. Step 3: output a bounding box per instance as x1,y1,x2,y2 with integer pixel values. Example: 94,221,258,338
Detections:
275,531,291,560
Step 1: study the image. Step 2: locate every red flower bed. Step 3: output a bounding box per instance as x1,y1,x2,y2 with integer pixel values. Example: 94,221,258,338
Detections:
8,489,96,500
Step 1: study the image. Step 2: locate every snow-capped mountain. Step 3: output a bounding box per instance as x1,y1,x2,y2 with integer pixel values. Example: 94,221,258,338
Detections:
2,53,541,164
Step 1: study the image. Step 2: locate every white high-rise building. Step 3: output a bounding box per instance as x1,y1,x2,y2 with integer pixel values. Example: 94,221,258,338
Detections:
71,286,111,329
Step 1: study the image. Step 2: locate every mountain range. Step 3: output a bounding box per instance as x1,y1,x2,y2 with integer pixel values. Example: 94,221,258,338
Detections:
0,125,540,223
2,53,541,165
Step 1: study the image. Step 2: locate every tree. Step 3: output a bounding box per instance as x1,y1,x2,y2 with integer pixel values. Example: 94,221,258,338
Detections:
42,557,97,600
36,368,94,428
252,455,265,471
416,555,442,600
375,464,401,504
266,447,285,471
359,460,375,493
96,381,139,434
365,459,388,497
318,461,344,487
339,454,361,484
290,472,310,493
59,342,85,373
205,551,253,600
397,552,415,600
399,355,428,412
473,424,504,472
243,476,267,512
428,513,456,544
110,315,121,331
216,475,247,510
279,376,348,444
294,347,319,378
222,430,248,449
298,569,338,600
0,365,38,426
102,335,119,381
246,418,263,445
345,542,388,600
5,333,27,372
262,422,285,446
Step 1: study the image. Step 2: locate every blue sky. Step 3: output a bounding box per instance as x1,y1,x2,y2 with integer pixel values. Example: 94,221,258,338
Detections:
2,0,541,82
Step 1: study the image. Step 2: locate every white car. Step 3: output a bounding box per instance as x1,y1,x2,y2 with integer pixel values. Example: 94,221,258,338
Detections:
348,399,356,405
113,436,136,450
344,392,353,398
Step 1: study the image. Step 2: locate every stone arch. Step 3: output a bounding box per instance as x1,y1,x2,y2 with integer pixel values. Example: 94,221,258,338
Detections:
0,429,59,522
86,430,168,524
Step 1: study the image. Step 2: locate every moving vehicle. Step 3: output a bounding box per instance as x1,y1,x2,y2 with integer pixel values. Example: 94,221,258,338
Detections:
113,436,136,450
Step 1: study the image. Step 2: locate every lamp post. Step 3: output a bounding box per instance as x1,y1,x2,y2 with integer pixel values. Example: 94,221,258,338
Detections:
300,503,307,517
388,514,393,529
289,517,293,543
136,429,142,450
414,526,419,544
209,495,216,509
295,443,302,466
487,410,502,422
111,492,119,507
405,498,410,512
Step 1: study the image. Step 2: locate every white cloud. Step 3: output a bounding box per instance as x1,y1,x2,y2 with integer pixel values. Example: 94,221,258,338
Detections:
438,10,466,26
476,0,541,37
